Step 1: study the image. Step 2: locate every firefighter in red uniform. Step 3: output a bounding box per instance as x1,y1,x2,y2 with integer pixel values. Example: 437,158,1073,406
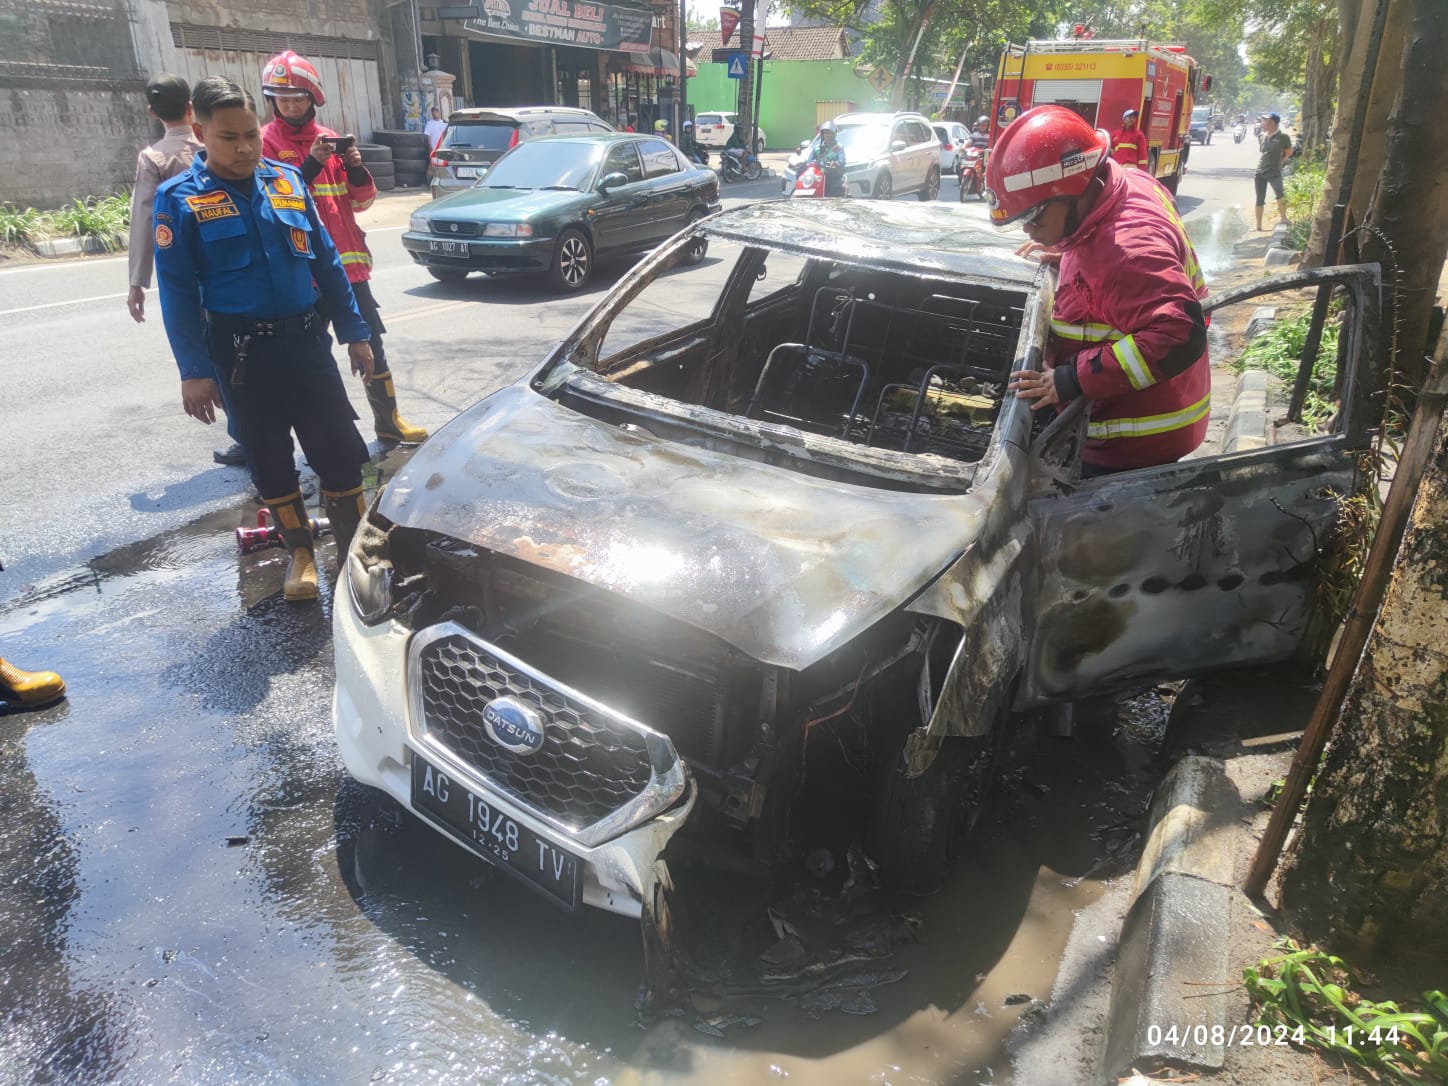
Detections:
259,51,429,450
984,105,1210,473
1109,107,1148,169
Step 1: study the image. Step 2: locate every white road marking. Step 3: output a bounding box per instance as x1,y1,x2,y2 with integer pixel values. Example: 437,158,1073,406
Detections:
0,291,132,316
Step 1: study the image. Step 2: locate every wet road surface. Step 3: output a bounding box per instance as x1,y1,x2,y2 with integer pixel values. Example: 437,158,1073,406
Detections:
2,145,1255,1084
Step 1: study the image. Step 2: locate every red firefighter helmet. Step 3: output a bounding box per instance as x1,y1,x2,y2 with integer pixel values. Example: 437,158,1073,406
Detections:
261,51,325,107
983,105,1109,226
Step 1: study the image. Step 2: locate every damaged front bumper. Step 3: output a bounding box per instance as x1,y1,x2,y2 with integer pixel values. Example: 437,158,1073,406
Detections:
332,584,696,918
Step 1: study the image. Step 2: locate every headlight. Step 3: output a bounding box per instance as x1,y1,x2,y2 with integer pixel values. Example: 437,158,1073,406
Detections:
482,222,534,237
409,214,431,234
346,507,395,625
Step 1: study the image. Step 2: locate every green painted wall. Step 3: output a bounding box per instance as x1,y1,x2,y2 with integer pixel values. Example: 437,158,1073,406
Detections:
687,59,888,150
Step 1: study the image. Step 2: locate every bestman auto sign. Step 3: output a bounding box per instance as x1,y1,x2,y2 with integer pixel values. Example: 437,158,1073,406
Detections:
441,0,653,51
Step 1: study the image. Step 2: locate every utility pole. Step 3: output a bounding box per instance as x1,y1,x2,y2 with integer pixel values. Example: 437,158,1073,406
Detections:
892,0,937,110
677,0,688,138
736,0,756,152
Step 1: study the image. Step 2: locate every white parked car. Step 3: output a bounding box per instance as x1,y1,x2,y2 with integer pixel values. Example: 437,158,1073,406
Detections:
932,121,971,173
693,111,766,152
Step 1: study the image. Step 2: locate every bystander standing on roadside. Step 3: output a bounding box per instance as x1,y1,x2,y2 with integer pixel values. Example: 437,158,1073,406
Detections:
259,50,428,449
154,76,377,603
1254,111,1293,232
423,106,447,149
126,74,249,468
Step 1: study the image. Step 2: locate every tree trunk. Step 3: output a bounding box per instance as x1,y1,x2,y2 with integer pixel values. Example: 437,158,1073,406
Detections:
1303,0,1408,267
1358,0,1448,393
1279,333,1448,964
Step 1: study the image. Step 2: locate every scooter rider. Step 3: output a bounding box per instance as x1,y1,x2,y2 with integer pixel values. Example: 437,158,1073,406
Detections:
970,116,991,149
807,121,846,196
259,50,429,452
155,76,375,601
679,119,707,165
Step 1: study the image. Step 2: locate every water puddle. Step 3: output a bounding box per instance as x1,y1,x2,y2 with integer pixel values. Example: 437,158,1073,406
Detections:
0,516,1176,1085
1187,207,1250,276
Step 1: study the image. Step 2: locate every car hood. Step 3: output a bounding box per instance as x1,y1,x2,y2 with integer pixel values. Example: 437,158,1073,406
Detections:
378,386,989,670
425,187,591,220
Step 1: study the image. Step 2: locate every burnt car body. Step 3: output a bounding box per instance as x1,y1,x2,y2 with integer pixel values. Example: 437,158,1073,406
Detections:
333,200,1381,925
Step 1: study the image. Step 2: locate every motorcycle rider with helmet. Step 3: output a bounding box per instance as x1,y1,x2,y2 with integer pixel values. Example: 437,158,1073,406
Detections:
806,121,847,196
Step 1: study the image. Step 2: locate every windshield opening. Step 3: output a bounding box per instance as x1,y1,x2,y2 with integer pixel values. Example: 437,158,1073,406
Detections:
441,123,518,151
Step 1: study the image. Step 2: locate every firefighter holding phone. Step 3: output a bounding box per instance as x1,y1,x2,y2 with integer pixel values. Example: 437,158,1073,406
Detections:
259,50,428,449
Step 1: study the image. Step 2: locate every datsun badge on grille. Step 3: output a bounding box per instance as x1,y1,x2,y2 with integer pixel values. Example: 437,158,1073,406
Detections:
482,696,546,754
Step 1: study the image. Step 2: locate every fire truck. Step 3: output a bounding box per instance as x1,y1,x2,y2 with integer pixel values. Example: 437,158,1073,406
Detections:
989,38,1208,194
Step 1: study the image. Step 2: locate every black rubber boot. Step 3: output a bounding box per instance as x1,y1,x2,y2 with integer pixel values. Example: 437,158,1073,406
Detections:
366,371,428,445
213,442,247,466
262,490,319,602
323,485,367,558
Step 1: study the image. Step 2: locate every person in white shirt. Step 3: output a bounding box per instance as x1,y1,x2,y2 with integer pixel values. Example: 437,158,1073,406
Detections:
423,106,447,148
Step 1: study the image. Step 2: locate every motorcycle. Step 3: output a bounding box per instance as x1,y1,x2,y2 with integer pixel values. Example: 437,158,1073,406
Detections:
720,147,762,183
957,145,986,202
1233,123,1246,144
791,161,846,199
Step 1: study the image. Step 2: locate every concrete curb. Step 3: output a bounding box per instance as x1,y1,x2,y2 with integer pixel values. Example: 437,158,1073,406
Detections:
33,235,123,257
1103,756,1241,1080
1264,222,1301,267
1223,370,1270,453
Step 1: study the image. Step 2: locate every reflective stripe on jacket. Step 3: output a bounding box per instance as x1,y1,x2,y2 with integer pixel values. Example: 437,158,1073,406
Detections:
261,119,376,283
1049,160,1211,470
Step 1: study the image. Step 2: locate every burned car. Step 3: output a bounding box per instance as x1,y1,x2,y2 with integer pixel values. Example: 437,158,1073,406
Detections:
333,200,1381,925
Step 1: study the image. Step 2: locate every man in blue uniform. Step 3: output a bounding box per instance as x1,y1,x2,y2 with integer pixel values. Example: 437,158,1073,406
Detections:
154,76,374,603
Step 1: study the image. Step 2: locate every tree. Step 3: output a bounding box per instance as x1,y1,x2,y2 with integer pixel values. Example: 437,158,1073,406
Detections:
1278,329,1448,963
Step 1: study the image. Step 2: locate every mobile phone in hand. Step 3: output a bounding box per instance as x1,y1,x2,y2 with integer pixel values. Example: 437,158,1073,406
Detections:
331,135,356,155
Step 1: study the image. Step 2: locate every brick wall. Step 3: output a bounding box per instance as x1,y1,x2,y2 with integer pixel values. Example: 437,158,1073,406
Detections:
0,82,153,209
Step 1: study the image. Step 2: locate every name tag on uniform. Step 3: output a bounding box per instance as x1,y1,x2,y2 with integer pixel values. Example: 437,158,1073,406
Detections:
186,190,240,222
270,195,307,212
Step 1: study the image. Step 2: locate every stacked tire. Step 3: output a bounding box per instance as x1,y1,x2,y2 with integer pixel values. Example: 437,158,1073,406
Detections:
368,129,431,190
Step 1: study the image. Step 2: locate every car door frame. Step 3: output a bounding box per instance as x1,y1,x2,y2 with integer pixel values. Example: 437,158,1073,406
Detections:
1017,264,1383,708
634,137,691,245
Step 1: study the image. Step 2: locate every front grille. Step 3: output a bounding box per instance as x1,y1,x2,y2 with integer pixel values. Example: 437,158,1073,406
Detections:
414,632,655,831
428,220,483,236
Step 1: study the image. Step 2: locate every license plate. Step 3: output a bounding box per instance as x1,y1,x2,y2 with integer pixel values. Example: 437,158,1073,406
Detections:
427,239,467,255
411,751,581,908
454,165,479,178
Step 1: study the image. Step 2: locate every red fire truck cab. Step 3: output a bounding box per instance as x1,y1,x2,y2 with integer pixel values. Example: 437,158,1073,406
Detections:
990,38,1206,195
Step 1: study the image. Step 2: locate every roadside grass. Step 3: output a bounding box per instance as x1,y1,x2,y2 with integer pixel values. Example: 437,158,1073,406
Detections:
1231,302,1340,430
1285,157,1327,251
0,192,131,251
1246,939,1448,1082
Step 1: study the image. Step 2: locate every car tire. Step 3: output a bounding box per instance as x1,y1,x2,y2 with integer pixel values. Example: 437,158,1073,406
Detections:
547,227,593,292
358,144,393,163
1207,131,1213,145
682,210,709,265
872,172,893,200
427,267,469,283
754,136,765,155
868,703,1007,895
920,165,939,201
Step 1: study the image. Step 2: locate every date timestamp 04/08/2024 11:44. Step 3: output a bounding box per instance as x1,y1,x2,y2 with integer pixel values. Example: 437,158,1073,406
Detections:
1146,1023,1402,1048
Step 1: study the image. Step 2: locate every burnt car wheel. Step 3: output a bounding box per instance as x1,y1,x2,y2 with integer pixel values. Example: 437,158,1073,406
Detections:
427,267,470,283
872,172,893,200
920,166,939,202
868,711,1004,895
548,228,593,292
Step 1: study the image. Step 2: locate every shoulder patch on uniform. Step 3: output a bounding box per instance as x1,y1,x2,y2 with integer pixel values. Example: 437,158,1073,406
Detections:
154,222,174,248
271,174,295,195
289,227,311,257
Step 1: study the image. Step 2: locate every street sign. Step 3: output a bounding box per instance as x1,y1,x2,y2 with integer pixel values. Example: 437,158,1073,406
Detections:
727,53,747,79
867,66,893,92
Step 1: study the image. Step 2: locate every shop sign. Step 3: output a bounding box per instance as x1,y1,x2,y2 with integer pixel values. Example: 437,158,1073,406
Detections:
444,0,653,52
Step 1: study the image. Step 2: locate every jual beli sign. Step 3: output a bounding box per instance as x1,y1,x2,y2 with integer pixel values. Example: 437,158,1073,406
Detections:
442,0,653,51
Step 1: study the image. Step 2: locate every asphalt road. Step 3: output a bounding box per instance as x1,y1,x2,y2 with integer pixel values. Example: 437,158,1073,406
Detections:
0,140,1262,1085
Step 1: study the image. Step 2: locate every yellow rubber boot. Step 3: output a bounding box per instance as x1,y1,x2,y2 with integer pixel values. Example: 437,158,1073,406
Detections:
367,371,429,445
263,490,320,602
0,657,67,708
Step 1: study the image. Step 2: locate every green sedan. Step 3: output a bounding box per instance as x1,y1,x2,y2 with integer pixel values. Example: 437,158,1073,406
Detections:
402,133,721,292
